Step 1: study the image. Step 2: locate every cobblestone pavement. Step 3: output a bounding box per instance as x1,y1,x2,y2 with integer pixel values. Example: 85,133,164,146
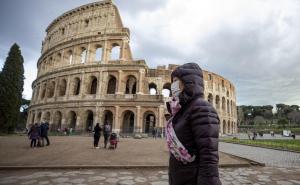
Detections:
219,142,300,168
1,167,300,185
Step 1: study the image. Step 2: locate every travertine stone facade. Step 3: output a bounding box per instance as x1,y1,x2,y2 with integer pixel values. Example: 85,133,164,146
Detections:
27,0,237,135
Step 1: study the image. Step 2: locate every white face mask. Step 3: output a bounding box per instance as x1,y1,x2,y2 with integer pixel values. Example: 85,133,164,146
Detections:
171,81,181,97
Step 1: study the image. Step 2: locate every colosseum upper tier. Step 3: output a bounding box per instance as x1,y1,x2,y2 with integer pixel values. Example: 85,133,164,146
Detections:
27,0,238,135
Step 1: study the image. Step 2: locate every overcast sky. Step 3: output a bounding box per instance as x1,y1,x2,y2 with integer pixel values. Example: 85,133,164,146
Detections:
0,0,300,107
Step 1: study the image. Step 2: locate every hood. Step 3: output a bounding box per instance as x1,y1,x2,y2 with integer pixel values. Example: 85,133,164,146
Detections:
171,63,204,106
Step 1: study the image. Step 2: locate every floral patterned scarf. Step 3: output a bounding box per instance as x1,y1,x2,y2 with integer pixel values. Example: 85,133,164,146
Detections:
165,97,196,164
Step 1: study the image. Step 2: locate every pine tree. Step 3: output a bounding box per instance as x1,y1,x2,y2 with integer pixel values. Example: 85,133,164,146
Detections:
0,43,24,133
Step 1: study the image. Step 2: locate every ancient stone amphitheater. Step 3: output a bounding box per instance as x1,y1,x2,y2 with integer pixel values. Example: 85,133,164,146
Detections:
27,0,237,135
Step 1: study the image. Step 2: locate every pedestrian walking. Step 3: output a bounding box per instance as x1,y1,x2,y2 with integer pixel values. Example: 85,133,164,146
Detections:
28,123,39,148
93,123,102,148
103,121,111,148
41,121,50,146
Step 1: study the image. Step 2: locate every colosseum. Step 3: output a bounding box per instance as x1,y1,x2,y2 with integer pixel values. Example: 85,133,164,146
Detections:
27,0,238,135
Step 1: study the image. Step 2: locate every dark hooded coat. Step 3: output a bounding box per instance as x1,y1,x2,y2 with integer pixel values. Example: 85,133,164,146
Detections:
168,63,221,185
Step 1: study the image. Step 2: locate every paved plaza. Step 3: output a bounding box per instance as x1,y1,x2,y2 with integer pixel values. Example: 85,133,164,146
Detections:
0,136,249,167
219,142,300,168
1,167,300,185
0,136,300,184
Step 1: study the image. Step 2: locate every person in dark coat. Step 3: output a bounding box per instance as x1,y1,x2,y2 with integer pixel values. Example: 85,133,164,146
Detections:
40,121,50,146
93,123,102,148
166,63,221,185
28,123,39,148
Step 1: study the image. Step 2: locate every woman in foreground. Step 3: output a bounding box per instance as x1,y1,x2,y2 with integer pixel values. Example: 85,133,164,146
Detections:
166,63,222,185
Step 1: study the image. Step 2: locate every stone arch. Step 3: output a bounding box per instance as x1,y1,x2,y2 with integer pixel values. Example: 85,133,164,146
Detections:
162,82,171,97
71,77,81,95
125,75,137,94
143,111,156,133
230,100,233,116
46,81,56,98
40,84,47,100
49,57,53,69
223,120,226,134
103,110,113,127
35,85,40,102
65,50,73,65
87,76,98,94
95,45,103,62
80,47,87,63
84,110,94,132
31,112,35,124
43,111,51,122
227,99,230,115
67,111,77,129
110,43,121,60
227,120,231,134
58,79,67,96
149,82,157,95
215,95,220,110
208,93,213,104
222,97,226,111
55,53,62,67
36,112,42,123
121,110,135,133
53,111,63,131
107,75,117,94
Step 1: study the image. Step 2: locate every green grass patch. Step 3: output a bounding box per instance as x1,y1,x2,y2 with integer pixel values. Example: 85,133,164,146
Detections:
221,138,300,152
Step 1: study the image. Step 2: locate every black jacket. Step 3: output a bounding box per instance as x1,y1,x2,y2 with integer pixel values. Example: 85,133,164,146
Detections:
94,125,102,137
168,63,221,185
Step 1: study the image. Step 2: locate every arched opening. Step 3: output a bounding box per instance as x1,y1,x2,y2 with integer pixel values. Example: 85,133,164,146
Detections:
53,111,62,131
35,86,40,101
122,110,135,133
85,110,94,132
227,91,229,97
215,95,220,110
31,112,35,124
149,83,157,95
36,112,42,123
103,110,113,131
47,81,55,98
80,47,87,63
232,121,234,133
125,75,137,94
227,99,230,114
43,112,51,123
59,79,67,96
107,75,117,94
72,78,81,95
95,46,103,62
143,111,156,133
208,93,213,104
67,50,73,65
162,83,171,97
89,76,97,94
227,120,231,134
223,120,226,134
68,111,77,130
222,97,226,111
111,44,120,60
231,100,233,115
56,53,61,67
41,84,46,100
